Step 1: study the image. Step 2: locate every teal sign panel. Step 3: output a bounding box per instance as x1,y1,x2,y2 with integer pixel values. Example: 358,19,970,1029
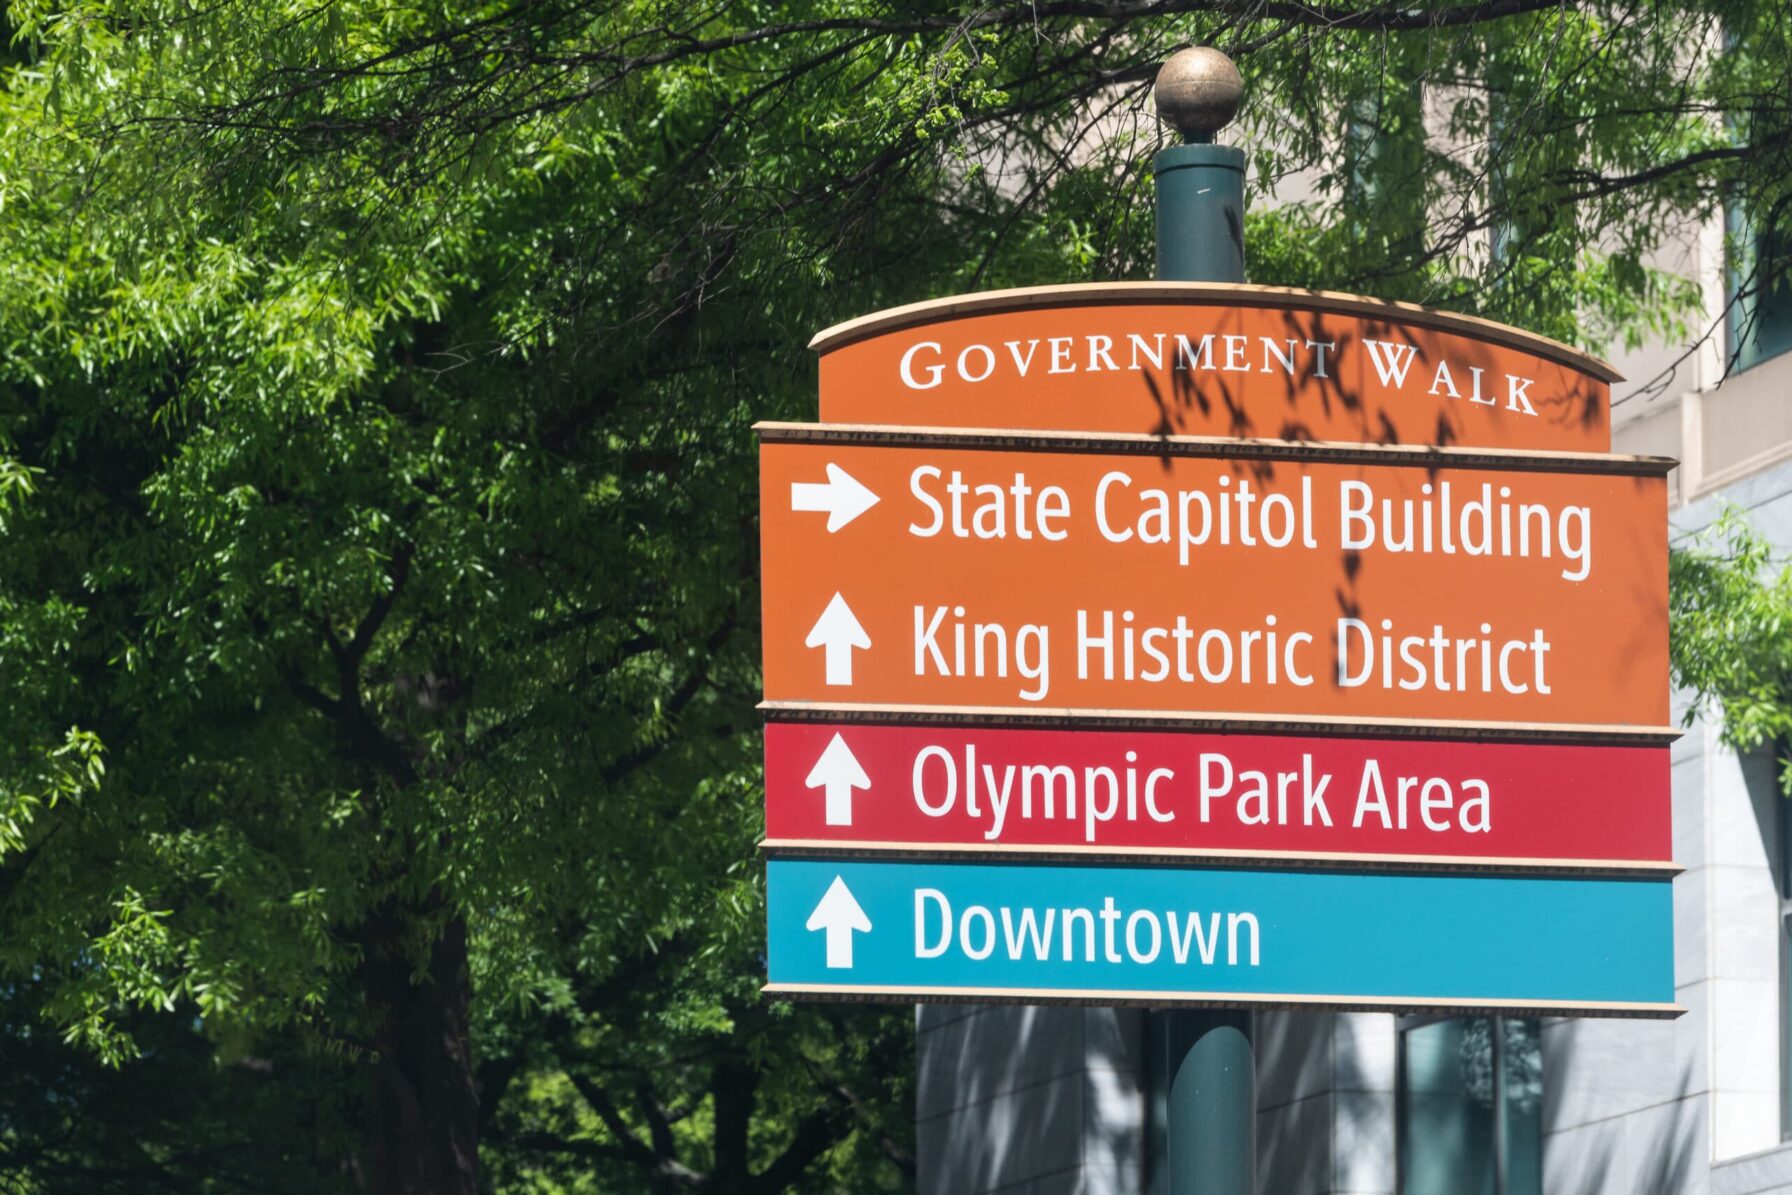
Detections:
766,858,1677,1015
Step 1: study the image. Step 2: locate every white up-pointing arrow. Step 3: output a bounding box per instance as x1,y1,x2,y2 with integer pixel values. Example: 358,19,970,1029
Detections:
805,875,872,968
806,733,871,826
790,463,880,532
805,593,870,686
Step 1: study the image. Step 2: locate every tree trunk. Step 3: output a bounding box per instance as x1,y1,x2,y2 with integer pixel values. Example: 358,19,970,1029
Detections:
362,906,479,1194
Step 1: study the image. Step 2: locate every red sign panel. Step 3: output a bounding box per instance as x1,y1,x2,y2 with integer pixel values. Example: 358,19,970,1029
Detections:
764,721,1672,870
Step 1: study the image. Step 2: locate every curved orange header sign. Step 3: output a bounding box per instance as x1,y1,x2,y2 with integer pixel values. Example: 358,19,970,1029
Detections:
812,284,1618,454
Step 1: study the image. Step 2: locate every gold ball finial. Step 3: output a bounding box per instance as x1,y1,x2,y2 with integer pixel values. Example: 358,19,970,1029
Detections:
1153,47,1243,141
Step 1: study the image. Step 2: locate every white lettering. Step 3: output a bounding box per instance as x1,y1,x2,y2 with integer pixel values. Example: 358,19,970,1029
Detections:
899,341,945,389
1362,339,1418,388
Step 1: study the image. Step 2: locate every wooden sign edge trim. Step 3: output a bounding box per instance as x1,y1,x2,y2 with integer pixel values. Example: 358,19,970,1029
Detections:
754,420,1677,477
757,701,1683,746
805,281,1624,384
757,838,1683,877
761,983,1683,1020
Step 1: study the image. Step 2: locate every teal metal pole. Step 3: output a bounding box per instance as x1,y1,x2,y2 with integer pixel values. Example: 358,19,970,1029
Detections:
1159,1009,1254,1193
1151,57,1256,1195
1154,143,1246,283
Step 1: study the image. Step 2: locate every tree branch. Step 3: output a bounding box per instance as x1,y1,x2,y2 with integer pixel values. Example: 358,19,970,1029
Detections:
567,1073,704,1186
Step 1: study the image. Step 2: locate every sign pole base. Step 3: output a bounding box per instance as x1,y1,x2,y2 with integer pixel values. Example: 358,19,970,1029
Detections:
1163,1010,1255,1194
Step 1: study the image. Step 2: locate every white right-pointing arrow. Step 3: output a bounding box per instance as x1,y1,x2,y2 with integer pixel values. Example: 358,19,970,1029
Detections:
805,593,871,686
790,463,880,532
805,733,871,826
805,875,872,969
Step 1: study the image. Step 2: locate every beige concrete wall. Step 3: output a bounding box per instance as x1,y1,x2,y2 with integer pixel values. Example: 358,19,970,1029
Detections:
1615,349,1792,507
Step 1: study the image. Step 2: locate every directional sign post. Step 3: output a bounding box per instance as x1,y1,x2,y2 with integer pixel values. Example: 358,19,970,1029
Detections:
755,46,1678,1195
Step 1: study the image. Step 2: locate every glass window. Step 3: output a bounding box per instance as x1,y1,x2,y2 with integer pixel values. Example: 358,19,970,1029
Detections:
1340,81,1427,264
1726,206,1792,372
1398,1016,1542,1195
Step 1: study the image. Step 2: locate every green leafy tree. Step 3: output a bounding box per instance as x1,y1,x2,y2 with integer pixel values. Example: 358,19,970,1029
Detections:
1671,512,1792,792
0,1,1782,1190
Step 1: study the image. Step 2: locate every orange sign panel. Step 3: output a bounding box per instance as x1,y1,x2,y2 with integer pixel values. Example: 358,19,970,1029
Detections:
760,437,1667,727
813,284,1616,455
